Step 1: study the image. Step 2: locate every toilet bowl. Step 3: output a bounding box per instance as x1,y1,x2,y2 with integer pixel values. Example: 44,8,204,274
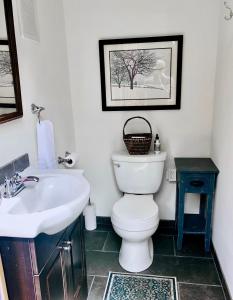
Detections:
111,151,166,272
111,194,159,272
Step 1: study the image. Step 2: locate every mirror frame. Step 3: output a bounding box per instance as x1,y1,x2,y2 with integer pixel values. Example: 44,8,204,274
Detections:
0,0,23,124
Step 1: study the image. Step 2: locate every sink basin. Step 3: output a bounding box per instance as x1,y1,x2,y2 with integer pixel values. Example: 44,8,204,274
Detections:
0,169,90,238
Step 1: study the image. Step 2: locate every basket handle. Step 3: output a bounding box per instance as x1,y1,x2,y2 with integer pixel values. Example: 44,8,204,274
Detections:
123,116,152,136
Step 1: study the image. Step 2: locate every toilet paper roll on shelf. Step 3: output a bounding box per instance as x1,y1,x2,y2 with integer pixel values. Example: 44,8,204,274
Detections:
83,201,97,231
64,152,79,168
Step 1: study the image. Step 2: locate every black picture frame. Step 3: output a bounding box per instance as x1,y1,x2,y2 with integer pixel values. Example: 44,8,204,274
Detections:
0,40,17,108
99,35,183,111
0,0,23,124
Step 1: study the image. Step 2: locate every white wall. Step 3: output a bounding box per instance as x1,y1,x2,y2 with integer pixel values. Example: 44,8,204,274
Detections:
211,1,233,297
0,0,75,168
63,0,220,218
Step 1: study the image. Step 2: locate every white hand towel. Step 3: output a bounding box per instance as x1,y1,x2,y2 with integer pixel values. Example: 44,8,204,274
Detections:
37,120,57,169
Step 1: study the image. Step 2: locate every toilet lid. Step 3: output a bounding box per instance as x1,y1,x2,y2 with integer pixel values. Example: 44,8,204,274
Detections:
111,194,159,231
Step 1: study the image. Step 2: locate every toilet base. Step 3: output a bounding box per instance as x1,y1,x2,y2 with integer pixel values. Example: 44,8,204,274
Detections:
119,237,154,272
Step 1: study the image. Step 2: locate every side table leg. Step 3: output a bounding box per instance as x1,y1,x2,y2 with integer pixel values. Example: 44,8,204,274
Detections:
177,187,185,250
205,193,213,252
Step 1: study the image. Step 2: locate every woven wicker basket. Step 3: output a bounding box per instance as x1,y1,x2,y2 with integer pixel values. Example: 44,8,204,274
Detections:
123,116,152,155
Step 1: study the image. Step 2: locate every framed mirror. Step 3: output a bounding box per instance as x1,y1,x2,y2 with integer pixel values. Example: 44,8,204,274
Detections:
0,0,23,124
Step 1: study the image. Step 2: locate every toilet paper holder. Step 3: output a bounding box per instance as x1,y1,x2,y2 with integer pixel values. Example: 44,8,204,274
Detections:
57,151,72,165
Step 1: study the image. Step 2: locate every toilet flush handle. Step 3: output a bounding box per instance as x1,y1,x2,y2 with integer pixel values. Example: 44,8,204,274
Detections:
113,162,121,168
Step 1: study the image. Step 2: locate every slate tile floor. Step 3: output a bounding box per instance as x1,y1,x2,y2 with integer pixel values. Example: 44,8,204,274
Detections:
85,226,227,300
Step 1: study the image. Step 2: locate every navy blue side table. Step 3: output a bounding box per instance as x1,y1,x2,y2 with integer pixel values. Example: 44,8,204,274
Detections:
175,158,219,252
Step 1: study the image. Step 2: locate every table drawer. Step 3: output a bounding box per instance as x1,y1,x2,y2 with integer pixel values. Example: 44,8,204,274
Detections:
180,173,212,193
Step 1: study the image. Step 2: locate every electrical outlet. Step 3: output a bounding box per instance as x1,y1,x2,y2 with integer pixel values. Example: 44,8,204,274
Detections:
168,168,176,182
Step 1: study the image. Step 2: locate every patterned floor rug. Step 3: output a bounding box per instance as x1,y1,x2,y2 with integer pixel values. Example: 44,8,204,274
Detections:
103,272,179,300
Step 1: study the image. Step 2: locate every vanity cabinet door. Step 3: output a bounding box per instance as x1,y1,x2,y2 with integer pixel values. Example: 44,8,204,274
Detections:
68,215,87,300
39,243,72,300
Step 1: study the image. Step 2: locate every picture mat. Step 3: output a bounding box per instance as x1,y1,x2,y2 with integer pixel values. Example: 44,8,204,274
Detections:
104,41,178,107
0,45,15,106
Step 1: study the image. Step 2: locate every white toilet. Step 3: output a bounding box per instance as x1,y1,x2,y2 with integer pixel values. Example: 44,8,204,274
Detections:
111,151,166,272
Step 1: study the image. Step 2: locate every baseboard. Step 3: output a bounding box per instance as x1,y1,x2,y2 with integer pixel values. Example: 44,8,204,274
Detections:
211,244,232,300
96,217,176,235
96,217,112,226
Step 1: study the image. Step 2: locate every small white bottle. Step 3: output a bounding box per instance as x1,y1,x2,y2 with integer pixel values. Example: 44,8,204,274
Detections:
154,134,161,154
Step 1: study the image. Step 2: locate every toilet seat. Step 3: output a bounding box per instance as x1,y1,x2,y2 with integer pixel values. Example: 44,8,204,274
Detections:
111,194,159,231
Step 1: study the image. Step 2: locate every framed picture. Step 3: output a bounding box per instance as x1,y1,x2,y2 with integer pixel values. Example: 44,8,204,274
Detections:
99,35,183,111
0,41,16,108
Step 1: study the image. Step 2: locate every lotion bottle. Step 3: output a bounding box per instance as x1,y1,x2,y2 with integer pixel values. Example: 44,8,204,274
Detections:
154,134,161,154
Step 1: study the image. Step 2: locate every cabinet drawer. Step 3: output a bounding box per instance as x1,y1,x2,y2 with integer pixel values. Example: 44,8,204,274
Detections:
180,173,211,193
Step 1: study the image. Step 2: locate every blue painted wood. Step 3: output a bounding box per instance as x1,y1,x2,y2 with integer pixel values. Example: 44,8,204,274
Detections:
175,158,219,252
177,185,185,250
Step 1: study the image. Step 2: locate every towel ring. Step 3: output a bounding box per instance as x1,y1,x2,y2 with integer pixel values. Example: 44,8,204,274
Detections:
31,103,45,123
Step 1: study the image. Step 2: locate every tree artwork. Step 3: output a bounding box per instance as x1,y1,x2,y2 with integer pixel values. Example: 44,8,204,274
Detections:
0,51,12,77
109,48,171,101
110,49,157,90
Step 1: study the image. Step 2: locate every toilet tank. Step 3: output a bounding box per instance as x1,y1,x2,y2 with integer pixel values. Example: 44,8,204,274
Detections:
112,151,167,194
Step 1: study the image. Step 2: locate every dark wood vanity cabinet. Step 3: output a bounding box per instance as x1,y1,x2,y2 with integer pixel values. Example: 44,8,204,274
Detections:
0,215,88,300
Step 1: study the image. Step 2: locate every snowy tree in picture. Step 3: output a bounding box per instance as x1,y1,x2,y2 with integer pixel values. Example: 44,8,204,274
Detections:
109,48,171,100
0,51,13,87
110,54,127,88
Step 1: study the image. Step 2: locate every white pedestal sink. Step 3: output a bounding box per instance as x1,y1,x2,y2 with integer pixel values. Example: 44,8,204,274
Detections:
0,168,90,238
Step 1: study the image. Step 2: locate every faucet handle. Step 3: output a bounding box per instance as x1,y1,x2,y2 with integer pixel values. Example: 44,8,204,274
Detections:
4,177,13,198
12,172,22,184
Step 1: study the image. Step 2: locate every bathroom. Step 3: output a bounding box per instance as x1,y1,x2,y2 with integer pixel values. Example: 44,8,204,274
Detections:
0,0,233,299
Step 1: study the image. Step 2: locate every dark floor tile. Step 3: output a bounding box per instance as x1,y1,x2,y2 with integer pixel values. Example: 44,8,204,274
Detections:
156,227,177,236
85,231,108,251
145,255,220,285
86,251,125,276
179,283,225,300
95,224,114,232
88,276,108,300
103,232,122,252
153,235,175,256
175,235,212,258
87,276,94,293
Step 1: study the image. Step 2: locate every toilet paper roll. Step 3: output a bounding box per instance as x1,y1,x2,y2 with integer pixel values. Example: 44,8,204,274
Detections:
84,204,97,231
64,152,79,168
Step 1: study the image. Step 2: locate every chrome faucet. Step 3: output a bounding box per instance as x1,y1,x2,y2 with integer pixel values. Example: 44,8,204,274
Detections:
2,173,39,198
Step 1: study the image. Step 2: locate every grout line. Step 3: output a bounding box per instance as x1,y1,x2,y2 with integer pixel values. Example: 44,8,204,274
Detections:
88,275,95,298
90,230,112,233
102,232,109,251
153,253,213,260
87,274,108,278
178,281,222,287
87,274,223,289
174,254,213,260
86,250,119,253
86,249,213,259
157,233,176,237
177,282,181,300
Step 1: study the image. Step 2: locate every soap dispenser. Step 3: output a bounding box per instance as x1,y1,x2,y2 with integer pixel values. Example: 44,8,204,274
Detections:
154,134,161,154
